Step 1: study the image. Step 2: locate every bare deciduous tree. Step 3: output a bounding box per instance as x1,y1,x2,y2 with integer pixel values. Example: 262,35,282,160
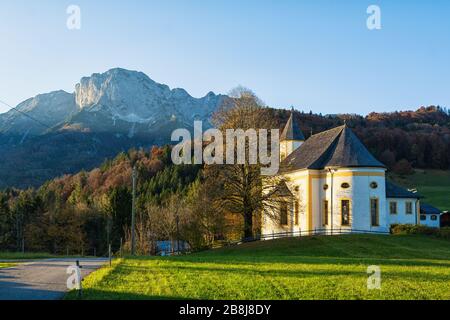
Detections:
207,88,292,239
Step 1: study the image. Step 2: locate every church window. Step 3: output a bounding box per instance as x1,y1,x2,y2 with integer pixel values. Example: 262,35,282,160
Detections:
341,182,350,189
370,182,378,189
405,202,413,214
280,202,288,226
341,199,350,226
323,184,329,190
294,201,299,225
370,198,379,227
323,200,329,226
389,202,397,214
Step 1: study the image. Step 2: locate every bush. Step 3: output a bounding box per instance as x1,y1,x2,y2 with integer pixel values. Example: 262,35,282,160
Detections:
390,224,438,236
391,224,450,240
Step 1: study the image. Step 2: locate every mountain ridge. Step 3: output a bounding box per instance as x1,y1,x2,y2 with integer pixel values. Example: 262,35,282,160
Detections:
0,68,227,137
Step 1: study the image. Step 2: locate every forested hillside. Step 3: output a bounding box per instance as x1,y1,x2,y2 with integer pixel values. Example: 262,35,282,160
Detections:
274,105,450,172
0,146,204,255
0,104,449,255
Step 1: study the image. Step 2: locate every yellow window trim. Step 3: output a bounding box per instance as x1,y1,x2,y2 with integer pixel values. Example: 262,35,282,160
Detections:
308,175,312,231
323,199,329,226
370,197,379,227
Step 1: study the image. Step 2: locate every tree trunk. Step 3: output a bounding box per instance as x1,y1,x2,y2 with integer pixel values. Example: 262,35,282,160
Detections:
243,208,253,239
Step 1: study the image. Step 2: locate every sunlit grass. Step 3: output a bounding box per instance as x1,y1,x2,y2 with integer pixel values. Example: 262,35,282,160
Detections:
0,262,17,269
66,234,450,300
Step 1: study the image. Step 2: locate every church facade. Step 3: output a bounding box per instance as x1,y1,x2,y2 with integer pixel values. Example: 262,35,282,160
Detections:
262,113,424,236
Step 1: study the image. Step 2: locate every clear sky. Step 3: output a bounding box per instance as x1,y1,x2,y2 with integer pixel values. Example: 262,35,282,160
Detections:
1,0,449,115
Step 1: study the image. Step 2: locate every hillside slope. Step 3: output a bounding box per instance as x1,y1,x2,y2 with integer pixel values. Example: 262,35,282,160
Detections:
67,234,450,300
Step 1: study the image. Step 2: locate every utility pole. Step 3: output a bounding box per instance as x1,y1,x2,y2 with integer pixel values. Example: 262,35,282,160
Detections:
131,165,137,256
176,214,180,254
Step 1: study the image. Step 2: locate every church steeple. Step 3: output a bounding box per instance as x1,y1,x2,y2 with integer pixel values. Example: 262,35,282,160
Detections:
281,111,305,142
280,111,305,161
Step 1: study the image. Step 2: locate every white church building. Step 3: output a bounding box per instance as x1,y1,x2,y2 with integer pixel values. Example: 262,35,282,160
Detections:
261,113,432,236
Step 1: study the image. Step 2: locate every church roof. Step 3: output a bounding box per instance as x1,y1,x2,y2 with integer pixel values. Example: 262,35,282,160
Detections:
280,125,385,172
385,181,421,199
280,113,305,141
420,203,441,215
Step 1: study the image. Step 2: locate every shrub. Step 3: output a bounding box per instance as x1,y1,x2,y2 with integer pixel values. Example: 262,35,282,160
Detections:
390,224,438,236
391,224,450,240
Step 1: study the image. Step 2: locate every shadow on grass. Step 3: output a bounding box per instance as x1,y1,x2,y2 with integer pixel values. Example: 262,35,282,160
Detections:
116,262,450,282
66,289,190,300
131,254,450,269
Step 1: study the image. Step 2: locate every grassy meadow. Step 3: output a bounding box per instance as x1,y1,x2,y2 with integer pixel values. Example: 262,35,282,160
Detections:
389,170,450,211
0,252,56,260
66,234,450,300
0,263,17,269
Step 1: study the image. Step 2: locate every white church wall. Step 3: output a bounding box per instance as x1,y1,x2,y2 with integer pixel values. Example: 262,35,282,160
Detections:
386,198,418,226
316,168,388,233
261,167,391,237
280,140,303,161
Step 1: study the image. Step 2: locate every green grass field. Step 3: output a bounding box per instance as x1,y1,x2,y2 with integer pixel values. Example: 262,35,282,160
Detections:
0,262,17,269
0,252,56,260
389,170,450,211
66,234,450,300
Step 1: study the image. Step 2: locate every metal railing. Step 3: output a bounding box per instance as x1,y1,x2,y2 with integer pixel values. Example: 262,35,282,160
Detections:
237,228,390,244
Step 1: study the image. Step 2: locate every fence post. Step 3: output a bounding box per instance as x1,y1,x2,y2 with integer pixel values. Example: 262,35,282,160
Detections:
109,244,112,267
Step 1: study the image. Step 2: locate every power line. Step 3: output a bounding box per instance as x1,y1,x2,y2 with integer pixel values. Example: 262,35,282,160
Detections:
0,99,54,131
0,98,83,147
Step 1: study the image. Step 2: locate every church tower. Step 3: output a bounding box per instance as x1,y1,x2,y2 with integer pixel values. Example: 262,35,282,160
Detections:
280,111,305,161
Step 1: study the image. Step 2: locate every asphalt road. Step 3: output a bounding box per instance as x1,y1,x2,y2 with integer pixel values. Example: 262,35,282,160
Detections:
0,258,108,300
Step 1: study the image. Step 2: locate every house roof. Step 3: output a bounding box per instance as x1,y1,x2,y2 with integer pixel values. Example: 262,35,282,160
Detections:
420,203,442,215
385,181,421,199
280,125,385,172
280,113,305,141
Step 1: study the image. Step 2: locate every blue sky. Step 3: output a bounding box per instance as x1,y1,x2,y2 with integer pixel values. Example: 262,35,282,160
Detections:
1,0,449,115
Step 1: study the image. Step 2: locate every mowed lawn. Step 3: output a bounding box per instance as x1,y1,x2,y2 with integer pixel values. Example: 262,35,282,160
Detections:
67,234,450,300
0,263,16,269
390,170,450,211
0,252,56,260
